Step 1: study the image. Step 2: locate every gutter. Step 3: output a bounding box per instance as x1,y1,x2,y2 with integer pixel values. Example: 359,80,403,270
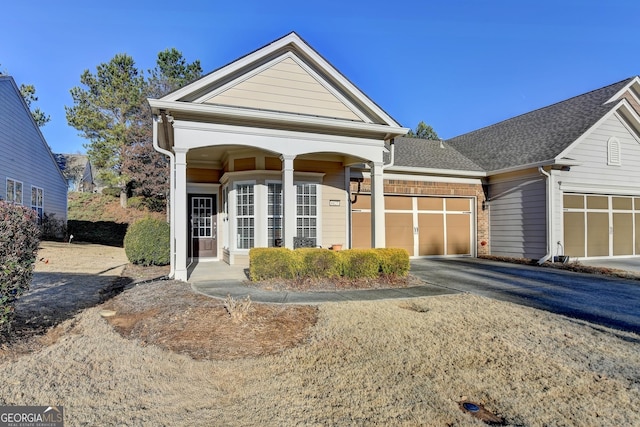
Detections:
155,111,176,278
537,166,553,265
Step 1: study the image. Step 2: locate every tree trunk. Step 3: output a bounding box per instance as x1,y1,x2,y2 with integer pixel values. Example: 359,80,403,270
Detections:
120,190,128,209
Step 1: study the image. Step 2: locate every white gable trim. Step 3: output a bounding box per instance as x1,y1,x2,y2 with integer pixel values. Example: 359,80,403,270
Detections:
197,52,373,123
606,76,640,104
149,99,408,140
160,32,402,127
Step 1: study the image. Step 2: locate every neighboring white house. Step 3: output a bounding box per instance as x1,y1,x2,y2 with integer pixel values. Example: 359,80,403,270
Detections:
448,76,640,262
148,32,640,281
0,75,67,226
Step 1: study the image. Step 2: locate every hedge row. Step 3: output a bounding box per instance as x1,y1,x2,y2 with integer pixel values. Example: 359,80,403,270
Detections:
249,247,410,281
0,201,40,334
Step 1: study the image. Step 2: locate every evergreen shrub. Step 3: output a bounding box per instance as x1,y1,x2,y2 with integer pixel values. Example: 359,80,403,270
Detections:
249,247,300,281
339,249,380,278
375,248,410,276
0,202,40,333
297,248,341,278
124,218,170,266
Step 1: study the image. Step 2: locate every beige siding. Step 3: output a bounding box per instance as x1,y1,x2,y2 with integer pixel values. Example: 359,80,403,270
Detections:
318,164,347,248
204,57,361,121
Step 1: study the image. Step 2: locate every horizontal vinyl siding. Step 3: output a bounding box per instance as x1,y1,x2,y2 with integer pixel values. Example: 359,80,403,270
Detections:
489,174,546,258
205,57,361,121
563,114,640,190
0,79,67,221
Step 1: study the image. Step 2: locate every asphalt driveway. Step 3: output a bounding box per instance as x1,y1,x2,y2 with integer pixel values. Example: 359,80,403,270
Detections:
410,258,640,334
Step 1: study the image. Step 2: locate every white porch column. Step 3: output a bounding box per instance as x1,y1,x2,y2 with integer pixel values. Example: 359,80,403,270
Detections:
370,161,386,248
281,154,296,248
174,147,189,281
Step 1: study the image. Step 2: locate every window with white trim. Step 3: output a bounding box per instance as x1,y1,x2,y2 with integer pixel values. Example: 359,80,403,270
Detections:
235,183,254,249
608,137,621,166
6,178,23,205
296,183,317,239
31,186,44,224
268,182,283,247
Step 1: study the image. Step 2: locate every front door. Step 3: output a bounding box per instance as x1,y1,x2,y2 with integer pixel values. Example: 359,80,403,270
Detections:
189,195,217,258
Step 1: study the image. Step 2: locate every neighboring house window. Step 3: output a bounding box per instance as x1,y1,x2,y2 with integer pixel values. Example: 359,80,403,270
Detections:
296,183,317,239
31,186,44,224
268,182,283,247
6,178,23,205
235,183,254,249
608,137,621,166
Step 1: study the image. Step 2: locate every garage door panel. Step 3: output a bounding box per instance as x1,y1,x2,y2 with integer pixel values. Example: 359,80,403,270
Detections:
385,196,412,210
446,198,471,211
613,213,633,256
587,212,609,257
385,213,414,254
418,214,444,255
564,212,585,257
446,214,471,255
352,212,371,249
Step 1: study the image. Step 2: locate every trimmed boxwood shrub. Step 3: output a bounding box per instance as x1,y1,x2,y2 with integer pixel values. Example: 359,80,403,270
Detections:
0,201,40,334
297,248,341,278
339,249,380,279
124,218,170,266
375,248,410,276
249,247,301,281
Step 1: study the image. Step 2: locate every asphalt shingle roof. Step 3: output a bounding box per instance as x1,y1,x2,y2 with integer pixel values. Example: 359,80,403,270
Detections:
445,77,635,172
390,136,485,172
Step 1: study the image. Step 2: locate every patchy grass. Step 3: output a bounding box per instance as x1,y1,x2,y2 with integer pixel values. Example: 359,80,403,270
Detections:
2,244,639,425
2,279,639,425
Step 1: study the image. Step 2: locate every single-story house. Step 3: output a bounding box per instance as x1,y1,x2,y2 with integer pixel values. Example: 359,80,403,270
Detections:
0,75,67,226
148,32,640,280
55,153,96,193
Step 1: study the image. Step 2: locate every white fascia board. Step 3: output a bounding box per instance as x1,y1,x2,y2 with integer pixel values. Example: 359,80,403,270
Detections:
171,120,386,162
148,99,409,139
382,165,486,178
485,158,583,176
615,103,640,143
606,76,640,104
559,181,640,196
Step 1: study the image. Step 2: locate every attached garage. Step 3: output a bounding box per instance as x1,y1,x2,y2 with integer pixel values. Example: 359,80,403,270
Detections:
352,194,475,256
563,193,640,258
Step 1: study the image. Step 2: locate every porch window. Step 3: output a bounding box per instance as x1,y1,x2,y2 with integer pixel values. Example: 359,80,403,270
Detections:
236,183,254,249
268,182,283,247
296,183,317,239
6,178,23,205
31,186,44,224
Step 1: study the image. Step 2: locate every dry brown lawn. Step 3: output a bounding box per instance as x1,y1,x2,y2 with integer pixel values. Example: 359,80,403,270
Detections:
1,243,639,426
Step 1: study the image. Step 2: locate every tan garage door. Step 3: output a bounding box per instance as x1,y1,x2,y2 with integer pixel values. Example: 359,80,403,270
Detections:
563,194,640,257
352,195,474,256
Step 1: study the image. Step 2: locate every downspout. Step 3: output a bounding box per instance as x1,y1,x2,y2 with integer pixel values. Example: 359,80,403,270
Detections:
537,166,553,265
382,138,395,170
155,111,176,278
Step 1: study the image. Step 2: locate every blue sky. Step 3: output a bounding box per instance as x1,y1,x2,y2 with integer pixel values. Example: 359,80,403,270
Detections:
1,0,638,154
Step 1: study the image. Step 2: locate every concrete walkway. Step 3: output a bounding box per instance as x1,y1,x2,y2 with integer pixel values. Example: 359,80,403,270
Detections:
188,260,456,304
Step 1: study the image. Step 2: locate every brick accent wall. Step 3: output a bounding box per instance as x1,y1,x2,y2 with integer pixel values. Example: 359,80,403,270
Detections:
351,178,490,256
